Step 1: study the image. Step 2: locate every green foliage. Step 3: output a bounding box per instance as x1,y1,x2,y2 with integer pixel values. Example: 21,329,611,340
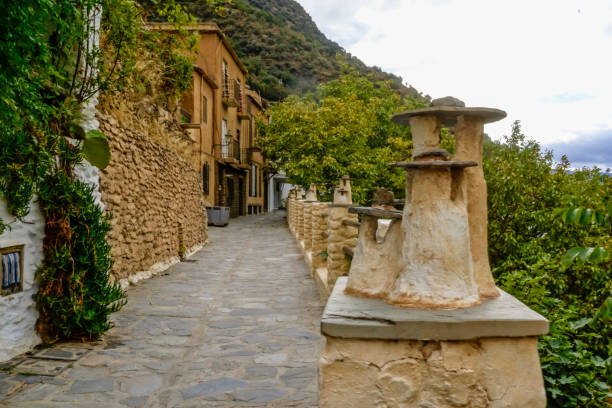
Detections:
484,121,611,406
82,130,111,170
258,67,426,204
36,172,125,340
557,203,612,268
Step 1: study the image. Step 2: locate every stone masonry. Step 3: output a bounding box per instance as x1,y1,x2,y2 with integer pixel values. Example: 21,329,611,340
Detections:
296,200,304,242
310,203,329,274
326,206,357,289
320,336,545,407
303,202,313,252
98,114,208,284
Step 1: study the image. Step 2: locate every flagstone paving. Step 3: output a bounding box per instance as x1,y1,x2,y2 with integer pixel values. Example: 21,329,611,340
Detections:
0,211,324,407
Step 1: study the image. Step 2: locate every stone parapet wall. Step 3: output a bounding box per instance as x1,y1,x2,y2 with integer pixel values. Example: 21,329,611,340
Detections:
320,336,546,408
98,114,207,283
311,203,329,272
303,202,314,251
327,207,358,287
296,200,305,241
285,191,357,300
285,197,293,231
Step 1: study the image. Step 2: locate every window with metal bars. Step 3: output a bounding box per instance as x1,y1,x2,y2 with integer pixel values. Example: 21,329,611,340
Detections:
180,108,192,124
250,165,257,197
1,246,23,296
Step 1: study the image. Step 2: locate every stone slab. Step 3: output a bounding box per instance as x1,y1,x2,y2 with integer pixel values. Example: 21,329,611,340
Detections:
14,359,71,377
321,277,549,340
391,106,507,126
348,207,402,219
389,160,477,169
33,345,90,361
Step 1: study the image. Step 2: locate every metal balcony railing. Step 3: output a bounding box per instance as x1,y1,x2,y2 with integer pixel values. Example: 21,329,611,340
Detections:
215,139,241,162
222,78,244,112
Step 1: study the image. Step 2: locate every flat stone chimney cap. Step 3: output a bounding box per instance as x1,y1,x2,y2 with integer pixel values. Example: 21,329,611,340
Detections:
391,106,506,127
431,96,465,107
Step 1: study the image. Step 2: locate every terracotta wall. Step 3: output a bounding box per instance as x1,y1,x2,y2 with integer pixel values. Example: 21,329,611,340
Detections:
98,114,208,281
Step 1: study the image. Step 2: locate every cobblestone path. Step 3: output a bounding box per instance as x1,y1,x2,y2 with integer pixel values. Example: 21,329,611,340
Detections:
0,211,324,407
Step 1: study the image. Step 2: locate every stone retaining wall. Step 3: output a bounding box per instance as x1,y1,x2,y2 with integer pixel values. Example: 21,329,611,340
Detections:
98,114,207,284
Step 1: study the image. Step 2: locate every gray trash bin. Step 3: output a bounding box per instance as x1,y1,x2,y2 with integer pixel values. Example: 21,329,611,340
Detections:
206,206,230,227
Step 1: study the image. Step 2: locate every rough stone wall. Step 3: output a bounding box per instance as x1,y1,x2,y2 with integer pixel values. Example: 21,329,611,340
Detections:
287,197,294,231
327,206,358,286
311,203,329,272
303,202,314,251
320,336,546,408
296,200,305,242
0,200,44,361
98,114,208,282
292,198,299,232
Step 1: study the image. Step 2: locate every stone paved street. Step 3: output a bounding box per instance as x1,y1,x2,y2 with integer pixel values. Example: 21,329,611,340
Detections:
0,211,324,407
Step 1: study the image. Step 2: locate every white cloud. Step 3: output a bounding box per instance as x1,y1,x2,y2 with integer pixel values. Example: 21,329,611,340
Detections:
297,0,612,166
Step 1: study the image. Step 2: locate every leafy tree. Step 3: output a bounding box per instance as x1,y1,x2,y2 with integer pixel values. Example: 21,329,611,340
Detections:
258,67,426,203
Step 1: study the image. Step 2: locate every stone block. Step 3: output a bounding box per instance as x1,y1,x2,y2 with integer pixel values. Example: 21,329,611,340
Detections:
320,336,546,408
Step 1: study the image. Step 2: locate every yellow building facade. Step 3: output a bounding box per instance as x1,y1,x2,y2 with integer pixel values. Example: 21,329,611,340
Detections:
163,23,267,218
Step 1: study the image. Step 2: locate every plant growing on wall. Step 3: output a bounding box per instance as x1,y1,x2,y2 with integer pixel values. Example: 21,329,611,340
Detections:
0,0,220,341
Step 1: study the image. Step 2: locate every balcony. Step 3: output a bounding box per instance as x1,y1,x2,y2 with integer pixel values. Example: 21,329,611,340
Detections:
222,79,244,111
215,139,240,162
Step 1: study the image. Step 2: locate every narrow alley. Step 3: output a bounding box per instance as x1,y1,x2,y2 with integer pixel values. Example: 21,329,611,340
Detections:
0,211,324,407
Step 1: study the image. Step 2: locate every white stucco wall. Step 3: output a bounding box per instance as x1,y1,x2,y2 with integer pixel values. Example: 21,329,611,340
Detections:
268,172,295,211
73,7,104,211
0,200,44,362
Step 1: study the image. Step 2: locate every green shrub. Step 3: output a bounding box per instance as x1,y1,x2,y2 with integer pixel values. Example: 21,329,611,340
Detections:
36,172,125,340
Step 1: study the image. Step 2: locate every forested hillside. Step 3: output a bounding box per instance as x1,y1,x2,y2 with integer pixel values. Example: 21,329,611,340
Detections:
157,0,423,100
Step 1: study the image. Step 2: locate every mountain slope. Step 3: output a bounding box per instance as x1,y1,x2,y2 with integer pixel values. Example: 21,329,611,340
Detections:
181,0,421,100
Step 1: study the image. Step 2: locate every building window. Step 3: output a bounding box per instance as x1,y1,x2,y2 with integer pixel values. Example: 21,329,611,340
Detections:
222,119,229,157
202,163,209,195
222,61,229,97
259,168,263,197
1,246,23,296
202,96,208,123
180,108,192,124
250,165,257,197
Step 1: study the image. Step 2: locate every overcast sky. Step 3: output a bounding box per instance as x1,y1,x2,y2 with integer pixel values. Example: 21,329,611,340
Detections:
296,0,612,169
